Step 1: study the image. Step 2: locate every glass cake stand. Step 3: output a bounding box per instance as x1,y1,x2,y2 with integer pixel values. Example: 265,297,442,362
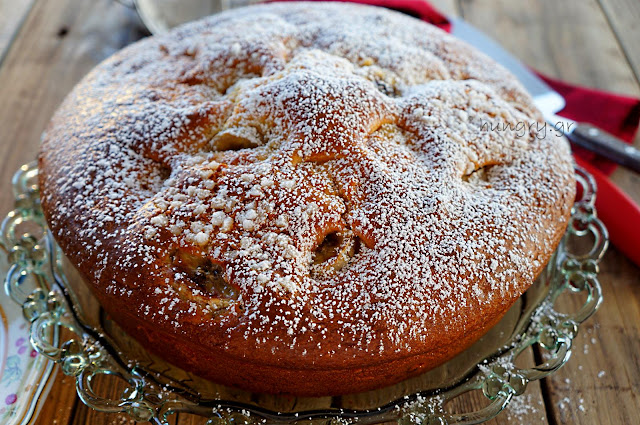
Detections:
0,162,607,425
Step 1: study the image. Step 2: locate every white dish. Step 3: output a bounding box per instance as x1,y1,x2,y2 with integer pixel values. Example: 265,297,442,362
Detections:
0,252,57,425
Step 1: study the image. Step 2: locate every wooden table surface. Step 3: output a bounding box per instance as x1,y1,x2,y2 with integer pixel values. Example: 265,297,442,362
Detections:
0,0,638,424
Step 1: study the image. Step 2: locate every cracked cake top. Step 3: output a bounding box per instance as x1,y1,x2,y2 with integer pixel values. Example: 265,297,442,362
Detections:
38,2,575,395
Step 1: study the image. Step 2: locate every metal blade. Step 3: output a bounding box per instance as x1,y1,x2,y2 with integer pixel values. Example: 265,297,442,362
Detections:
449,17,565,116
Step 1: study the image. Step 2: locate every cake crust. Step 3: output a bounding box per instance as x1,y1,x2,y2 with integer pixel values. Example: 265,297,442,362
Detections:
38,2,575,396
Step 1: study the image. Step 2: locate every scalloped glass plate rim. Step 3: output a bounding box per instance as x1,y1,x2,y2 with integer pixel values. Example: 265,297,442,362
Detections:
0,162,607,425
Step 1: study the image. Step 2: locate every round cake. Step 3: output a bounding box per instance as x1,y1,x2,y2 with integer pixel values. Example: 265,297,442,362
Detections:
38,2,575,396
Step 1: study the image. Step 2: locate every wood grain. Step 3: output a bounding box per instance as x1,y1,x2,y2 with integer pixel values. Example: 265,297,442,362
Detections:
0,0,36,64
598,0,640,208
0,0,145,213
597,0,640,85
33,369,77,425
425,0,460,16
459,0,640,97
544,256,640,424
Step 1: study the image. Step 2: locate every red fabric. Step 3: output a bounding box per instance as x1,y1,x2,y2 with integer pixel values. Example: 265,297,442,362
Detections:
330,0,451,31
536,73,640,175
272,0,450,30
575,157,640,268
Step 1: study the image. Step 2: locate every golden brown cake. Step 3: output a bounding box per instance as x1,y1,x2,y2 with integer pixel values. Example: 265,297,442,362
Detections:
38,2,575,396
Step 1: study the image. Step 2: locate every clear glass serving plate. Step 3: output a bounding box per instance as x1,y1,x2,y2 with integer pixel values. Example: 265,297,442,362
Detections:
0,162,607,425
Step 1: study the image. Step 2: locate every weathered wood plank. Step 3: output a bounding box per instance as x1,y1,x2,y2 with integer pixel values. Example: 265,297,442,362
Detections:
543,259,640,425
597,0,640,85
0,0,145,216
0,0,36,64
32,370,78,425
458,0,640,97
427,0,460,16
597,0,640,208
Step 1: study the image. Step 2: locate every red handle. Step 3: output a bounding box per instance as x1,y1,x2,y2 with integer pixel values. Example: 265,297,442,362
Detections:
574,156,640,267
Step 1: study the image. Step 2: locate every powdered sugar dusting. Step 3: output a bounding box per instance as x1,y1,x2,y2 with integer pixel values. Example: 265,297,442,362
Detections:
39,2,574,369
